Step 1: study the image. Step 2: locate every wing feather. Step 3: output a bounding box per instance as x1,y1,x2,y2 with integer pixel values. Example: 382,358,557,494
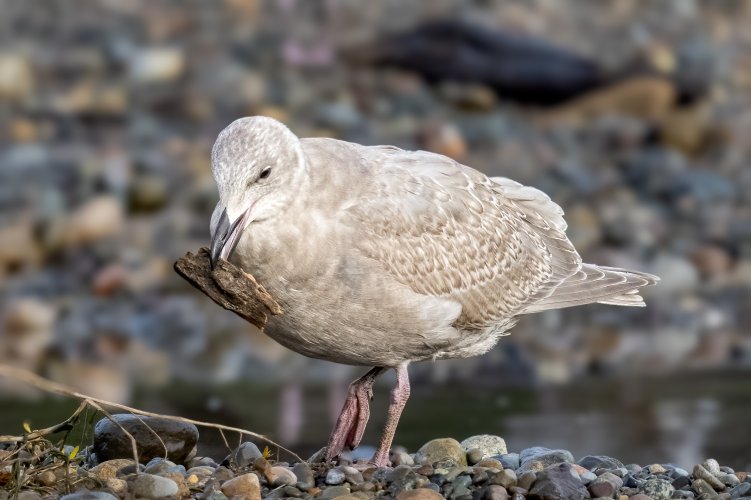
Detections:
341,144,582,331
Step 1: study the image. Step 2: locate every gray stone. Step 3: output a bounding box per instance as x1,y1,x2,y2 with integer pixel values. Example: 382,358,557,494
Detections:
518,448,574,474
589,471,623,498
692,478,719,498
672,467,690,478
703,459,722,477
467,448,484,465
16,493,42,500
720,473,741,488
292,462,314,490
641,478,674,500
131,473,179,498
528,463,588,500
391,450,415,467
341,465,363,484
93,414,198,464
493,453,521,470
320,485,351,498
270,466,297,487
579,470,597,485
517,471,537,491
577,455,624,471
495,453,520,470
233,442,263,467
482,485,509,500
729,482,751,498
61,492,119,500
451,484,471,499
326,467,346,485
460,435,508,459
694,464,726,491
416,438,467,466
490,469,517,489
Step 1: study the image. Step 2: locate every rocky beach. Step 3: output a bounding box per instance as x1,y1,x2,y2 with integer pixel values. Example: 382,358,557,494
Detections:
1,414,750,500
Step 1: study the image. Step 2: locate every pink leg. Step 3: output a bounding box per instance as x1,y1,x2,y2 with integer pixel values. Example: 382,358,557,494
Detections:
325,367,385,461
371,363,410,467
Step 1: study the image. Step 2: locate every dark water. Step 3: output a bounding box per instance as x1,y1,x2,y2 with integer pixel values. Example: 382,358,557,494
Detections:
2,370,749,470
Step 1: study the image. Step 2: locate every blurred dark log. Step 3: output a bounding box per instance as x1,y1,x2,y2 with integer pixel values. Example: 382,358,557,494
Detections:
174,247,282,329
353,20,709,107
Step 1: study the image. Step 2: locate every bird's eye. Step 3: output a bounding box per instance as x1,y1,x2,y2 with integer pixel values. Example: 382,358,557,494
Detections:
259,167,271,180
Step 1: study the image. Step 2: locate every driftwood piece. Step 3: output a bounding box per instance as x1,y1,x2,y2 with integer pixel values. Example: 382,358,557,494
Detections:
174,247,282,330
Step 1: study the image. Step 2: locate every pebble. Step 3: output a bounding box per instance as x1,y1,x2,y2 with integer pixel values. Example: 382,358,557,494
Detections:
326,467,347,485
648,464,667,474
129,47,185,84
482,484,509,500
517,471,537,491
93,414,198,464
460,435,508,459
392,449,415,466
578,455,625,471
703,459,723,477
65,196,124,246
15,493,41,500
61,493,119,500
494,453,520,470
589,471,624,497
320,485,351,498
490,469,517,489
728,482,751,498
292,462,315,490
396,488,444,499
528,463,588,500
130,473,179,498
220,473,261,500
518,448,574,474
269,465,297,486
36,470,57,486
641,478,675,500
692,478,718,497
89,459,137,480
694,464,727,491
415,438,467,466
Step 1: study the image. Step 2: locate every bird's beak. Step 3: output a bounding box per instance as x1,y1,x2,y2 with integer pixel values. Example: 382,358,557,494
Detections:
210,208,247,268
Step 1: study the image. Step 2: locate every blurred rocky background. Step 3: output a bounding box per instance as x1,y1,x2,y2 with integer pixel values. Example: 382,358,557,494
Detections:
1,0,749,469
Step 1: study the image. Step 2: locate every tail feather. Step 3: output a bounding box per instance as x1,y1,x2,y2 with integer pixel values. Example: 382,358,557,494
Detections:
522,264,658,314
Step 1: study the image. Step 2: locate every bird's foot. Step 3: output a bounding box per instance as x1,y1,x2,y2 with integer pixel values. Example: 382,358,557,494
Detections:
325,368,383,462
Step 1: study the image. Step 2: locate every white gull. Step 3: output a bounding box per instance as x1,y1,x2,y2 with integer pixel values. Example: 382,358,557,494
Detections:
208,116,658,466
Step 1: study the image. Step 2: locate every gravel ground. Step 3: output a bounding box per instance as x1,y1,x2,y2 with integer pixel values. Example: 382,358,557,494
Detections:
2,415,750,500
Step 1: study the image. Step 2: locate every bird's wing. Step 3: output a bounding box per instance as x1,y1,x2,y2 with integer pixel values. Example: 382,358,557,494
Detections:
341,144,582,330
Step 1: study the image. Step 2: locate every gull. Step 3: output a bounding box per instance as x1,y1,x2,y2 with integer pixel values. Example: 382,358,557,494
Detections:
208,116,658,466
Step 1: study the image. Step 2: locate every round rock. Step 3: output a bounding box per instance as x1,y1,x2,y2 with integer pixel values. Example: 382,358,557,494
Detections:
61,493,119,500
93,414,198,464
221,472,261,500
131,474,179,498
415,438,467,466
528,463,588,500
460,435,508,459
642,478,675,500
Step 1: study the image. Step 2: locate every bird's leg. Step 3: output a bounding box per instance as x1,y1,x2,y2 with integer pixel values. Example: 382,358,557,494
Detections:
371,363,410,467
325,366,385,461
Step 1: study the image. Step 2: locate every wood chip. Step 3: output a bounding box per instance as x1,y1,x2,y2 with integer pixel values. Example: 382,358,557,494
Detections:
173,247,282,330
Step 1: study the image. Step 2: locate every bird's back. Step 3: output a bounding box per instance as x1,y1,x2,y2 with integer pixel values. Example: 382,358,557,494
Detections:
302,138,656,334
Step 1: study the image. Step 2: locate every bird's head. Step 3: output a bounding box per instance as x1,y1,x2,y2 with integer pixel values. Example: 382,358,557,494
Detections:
209,116,305,267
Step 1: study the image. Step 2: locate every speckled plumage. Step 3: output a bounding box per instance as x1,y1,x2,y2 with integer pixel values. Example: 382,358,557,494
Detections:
210,117,656,367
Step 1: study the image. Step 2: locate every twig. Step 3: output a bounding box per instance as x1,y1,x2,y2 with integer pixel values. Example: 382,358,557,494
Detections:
0,364,303,463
